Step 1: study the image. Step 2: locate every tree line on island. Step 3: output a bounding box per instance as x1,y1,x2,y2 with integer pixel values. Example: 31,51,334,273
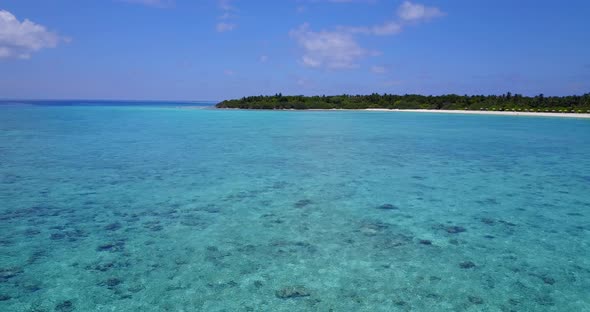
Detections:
216,93,590,113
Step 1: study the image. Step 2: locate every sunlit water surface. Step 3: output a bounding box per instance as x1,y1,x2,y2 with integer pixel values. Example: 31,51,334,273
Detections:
1,102,589,311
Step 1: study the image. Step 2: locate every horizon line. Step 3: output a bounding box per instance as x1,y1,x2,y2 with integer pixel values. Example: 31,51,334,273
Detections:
1,91,590,103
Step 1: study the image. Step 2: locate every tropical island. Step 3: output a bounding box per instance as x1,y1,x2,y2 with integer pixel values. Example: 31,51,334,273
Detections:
216,93,590,113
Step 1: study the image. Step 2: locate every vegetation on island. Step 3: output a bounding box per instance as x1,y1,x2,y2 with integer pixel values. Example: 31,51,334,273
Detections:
216,93,590,113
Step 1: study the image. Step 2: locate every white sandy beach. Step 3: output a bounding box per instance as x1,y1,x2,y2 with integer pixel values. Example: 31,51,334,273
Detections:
364,109,590,119
215,107,590,118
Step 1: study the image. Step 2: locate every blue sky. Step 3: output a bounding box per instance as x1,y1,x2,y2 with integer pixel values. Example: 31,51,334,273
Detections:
0,0,589,100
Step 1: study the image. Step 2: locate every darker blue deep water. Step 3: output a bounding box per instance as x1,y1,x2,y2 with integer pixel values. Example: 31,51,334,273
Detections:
0,103,589,311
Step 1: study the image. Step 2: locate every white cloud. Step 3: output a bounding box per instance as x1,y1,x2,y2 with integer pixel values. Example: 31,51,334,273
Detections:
120,0,174,8
0,10,64,59
259,55,269,62
290,0,445,73
338,21,402,36
371,65,388,74
224,69,236,76
219,12,233,19
217,0,237,32
398,1,444,22
218,0,235,11
337,1,441,35
372,21,403,35
216,22,236,32
290,2,443,70
290,23,370,70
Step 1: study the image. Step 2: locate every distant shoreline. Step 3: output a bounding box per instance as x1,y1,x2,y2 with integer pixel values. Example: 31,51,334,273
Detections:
215,107,590,119
215,94,590,118
363,109,590,119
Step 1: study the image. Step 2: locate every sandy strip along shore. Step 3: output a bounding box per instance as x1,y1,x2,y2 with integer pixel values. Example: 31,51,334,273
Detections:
364,109,590,119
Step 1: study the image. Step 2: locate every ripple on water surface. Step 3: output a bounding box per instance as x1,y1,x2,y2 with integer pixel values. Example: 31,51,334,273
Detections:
0,106,589,311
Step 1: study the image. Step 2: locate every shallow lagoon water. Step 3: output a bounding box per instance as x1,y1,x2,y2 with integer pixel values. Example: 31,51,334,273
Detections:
1,103,589,311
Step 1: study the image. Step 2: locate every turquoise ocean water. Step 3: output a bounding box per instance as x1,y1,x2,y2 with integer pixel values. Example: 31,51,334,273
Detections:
1,101,589,311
